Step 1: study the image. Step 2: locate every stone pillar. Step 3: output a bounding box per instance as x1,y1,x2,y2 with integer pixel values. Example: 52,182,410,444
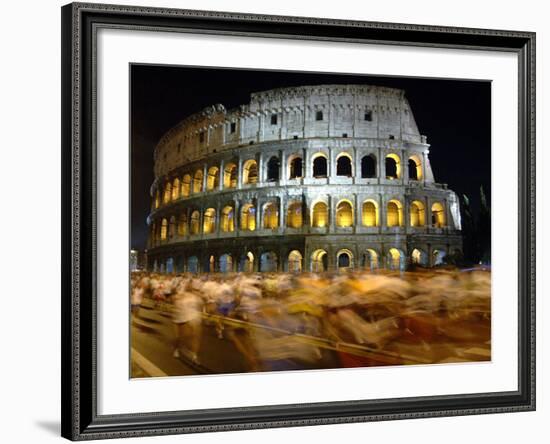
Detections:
402,149,409,184
279,194,286,230
280,150,287,185
378,147,384,182
218,158,224,191
257,152,264,184
237,156,243,189
254,198,261,230
329,195,336,232
202,163,208,192
354,193,361,230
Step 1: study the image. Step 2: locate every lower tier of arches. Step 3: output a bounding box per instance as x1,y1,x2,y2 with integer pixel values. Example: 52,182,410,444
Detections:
146,234,462,274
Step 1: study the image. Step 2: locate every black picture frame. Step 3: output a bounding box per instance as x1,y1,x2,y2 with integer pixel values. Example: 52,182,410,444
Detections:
61,2,536,440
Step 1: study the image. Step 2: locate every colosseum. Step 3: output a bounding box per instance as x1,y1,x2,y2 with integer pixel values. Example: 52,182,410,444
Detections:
145,84,462,273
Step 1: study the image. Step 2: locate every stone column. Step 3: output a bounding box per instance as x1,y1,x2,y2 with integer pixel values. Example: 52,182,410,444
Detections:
280,150,287,185
257,152,264,184
202,163,208,192
254,198,261,231
402,149,409,184
354,193,361,231
237,156,243,189
279,194,286,231
218,158,224,191
378,147,384,183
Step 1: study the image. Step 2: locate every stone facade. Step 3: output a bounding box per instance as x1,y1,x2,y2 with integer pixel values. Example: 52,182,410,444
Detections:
146,84,462,273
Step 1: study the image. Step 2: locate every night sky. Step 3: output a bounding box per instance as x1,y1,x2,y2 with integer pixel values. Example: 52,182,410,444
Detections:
131,65,491,251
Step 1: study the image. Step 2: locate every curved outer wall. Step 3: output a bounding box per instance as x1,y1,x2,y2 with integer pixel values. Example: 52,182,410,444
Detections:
145,84,462,273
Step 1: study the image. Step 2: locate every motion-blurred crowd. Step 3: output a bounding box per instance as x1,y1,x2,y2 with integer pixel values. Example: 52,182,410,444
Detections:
131,269,491,372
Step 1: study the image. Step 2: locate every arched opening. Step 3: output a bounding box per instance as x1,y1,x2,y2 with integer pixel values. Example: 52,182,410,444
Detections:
361,154,376,178
206,166,219,190
223,163,237,188
385,154,401,179
168,216,176,239
172,178,180,200
166,257,174,274
311,201,328,228
240,203,256,231
239,252,254,273
337,249,353,269
311,249,328,272
177,213,188,236
288,250,303,272
431,202,446,227
219,254,233,273
287,201,303,228
263,202,279,229
181,174,191,197
433,249,447,266
388,248,402,270
312,154,328,178
243,159,258,184
260,251,278,272
221,205,235,232
193,169,203,193
154,190,160,209
160,218,168,240
336,200,353,227
408,155,423,180
364,249,379,270
266,156,280,181
410,200,426,227
190,210,200,235
203,208,216,234
289,156,303,179
387,200,403,227
163,183,171,204
411,248,427,266
187,256,198,273
336,154,352,177
207,255,216,273
362,200,378,227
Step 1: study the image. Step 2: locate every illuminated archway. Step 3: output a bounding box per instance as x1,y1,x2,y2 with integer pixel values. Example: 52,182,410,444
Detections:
203,208,216,234
171,178,180,200
431,202,446,227
177,213,188,236
239,251,254,273
311,249,328,272
224,163,237,188
336,200,354,227
362,200,379,227
408,155,423,180
263,202,279,229
364,249,379,269
221,205,235,232
411,248,427,266
243,159,259,184
154,190,160,209
168,215,176,239
193,169,203,193
206,166,219,191
240,203,256,231
287,201,303,228
163,183,171,204
387,200,403,227
160,218,168,240
410,200,426,227
388,248,402,270
288,250,303,272
311,201,328,227
385,153,401,179
181,174,191,197
190,210,200,235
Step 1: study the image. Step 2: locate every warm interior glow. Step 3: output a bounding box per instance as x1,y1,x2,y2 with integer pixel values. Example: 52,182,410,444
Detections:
206,166,219,190
311,249,328,272
385,153,401,179
408,155,423,180
411,248,423,265
160,218,168,240
181,174,191,197
163,183,171,204
431,202,446,227
190,210,200,235
193,169,203,193
154,191,160,209
287,202,303,228
336,200,353,227
365,249,379,268
388,248,401,269
224,163,237,188
171,178,180,200
240,204,256,231
362,200,378,227
410,200,426,227
387,200,403,227
288,250,303,272
203,208,216,234
263,203,279,229
243,159,258,184
312,201,328,227
221,206,235,232
177,214,188,236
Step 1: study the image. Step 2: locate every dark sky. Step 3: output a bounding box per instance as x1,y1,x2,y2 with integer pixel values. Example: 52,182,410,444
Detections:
131,65,491,251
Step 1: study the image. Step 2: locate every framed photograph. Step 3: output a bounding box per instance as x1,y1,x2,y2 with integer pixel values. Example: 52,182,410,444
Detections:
61,2,535,440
